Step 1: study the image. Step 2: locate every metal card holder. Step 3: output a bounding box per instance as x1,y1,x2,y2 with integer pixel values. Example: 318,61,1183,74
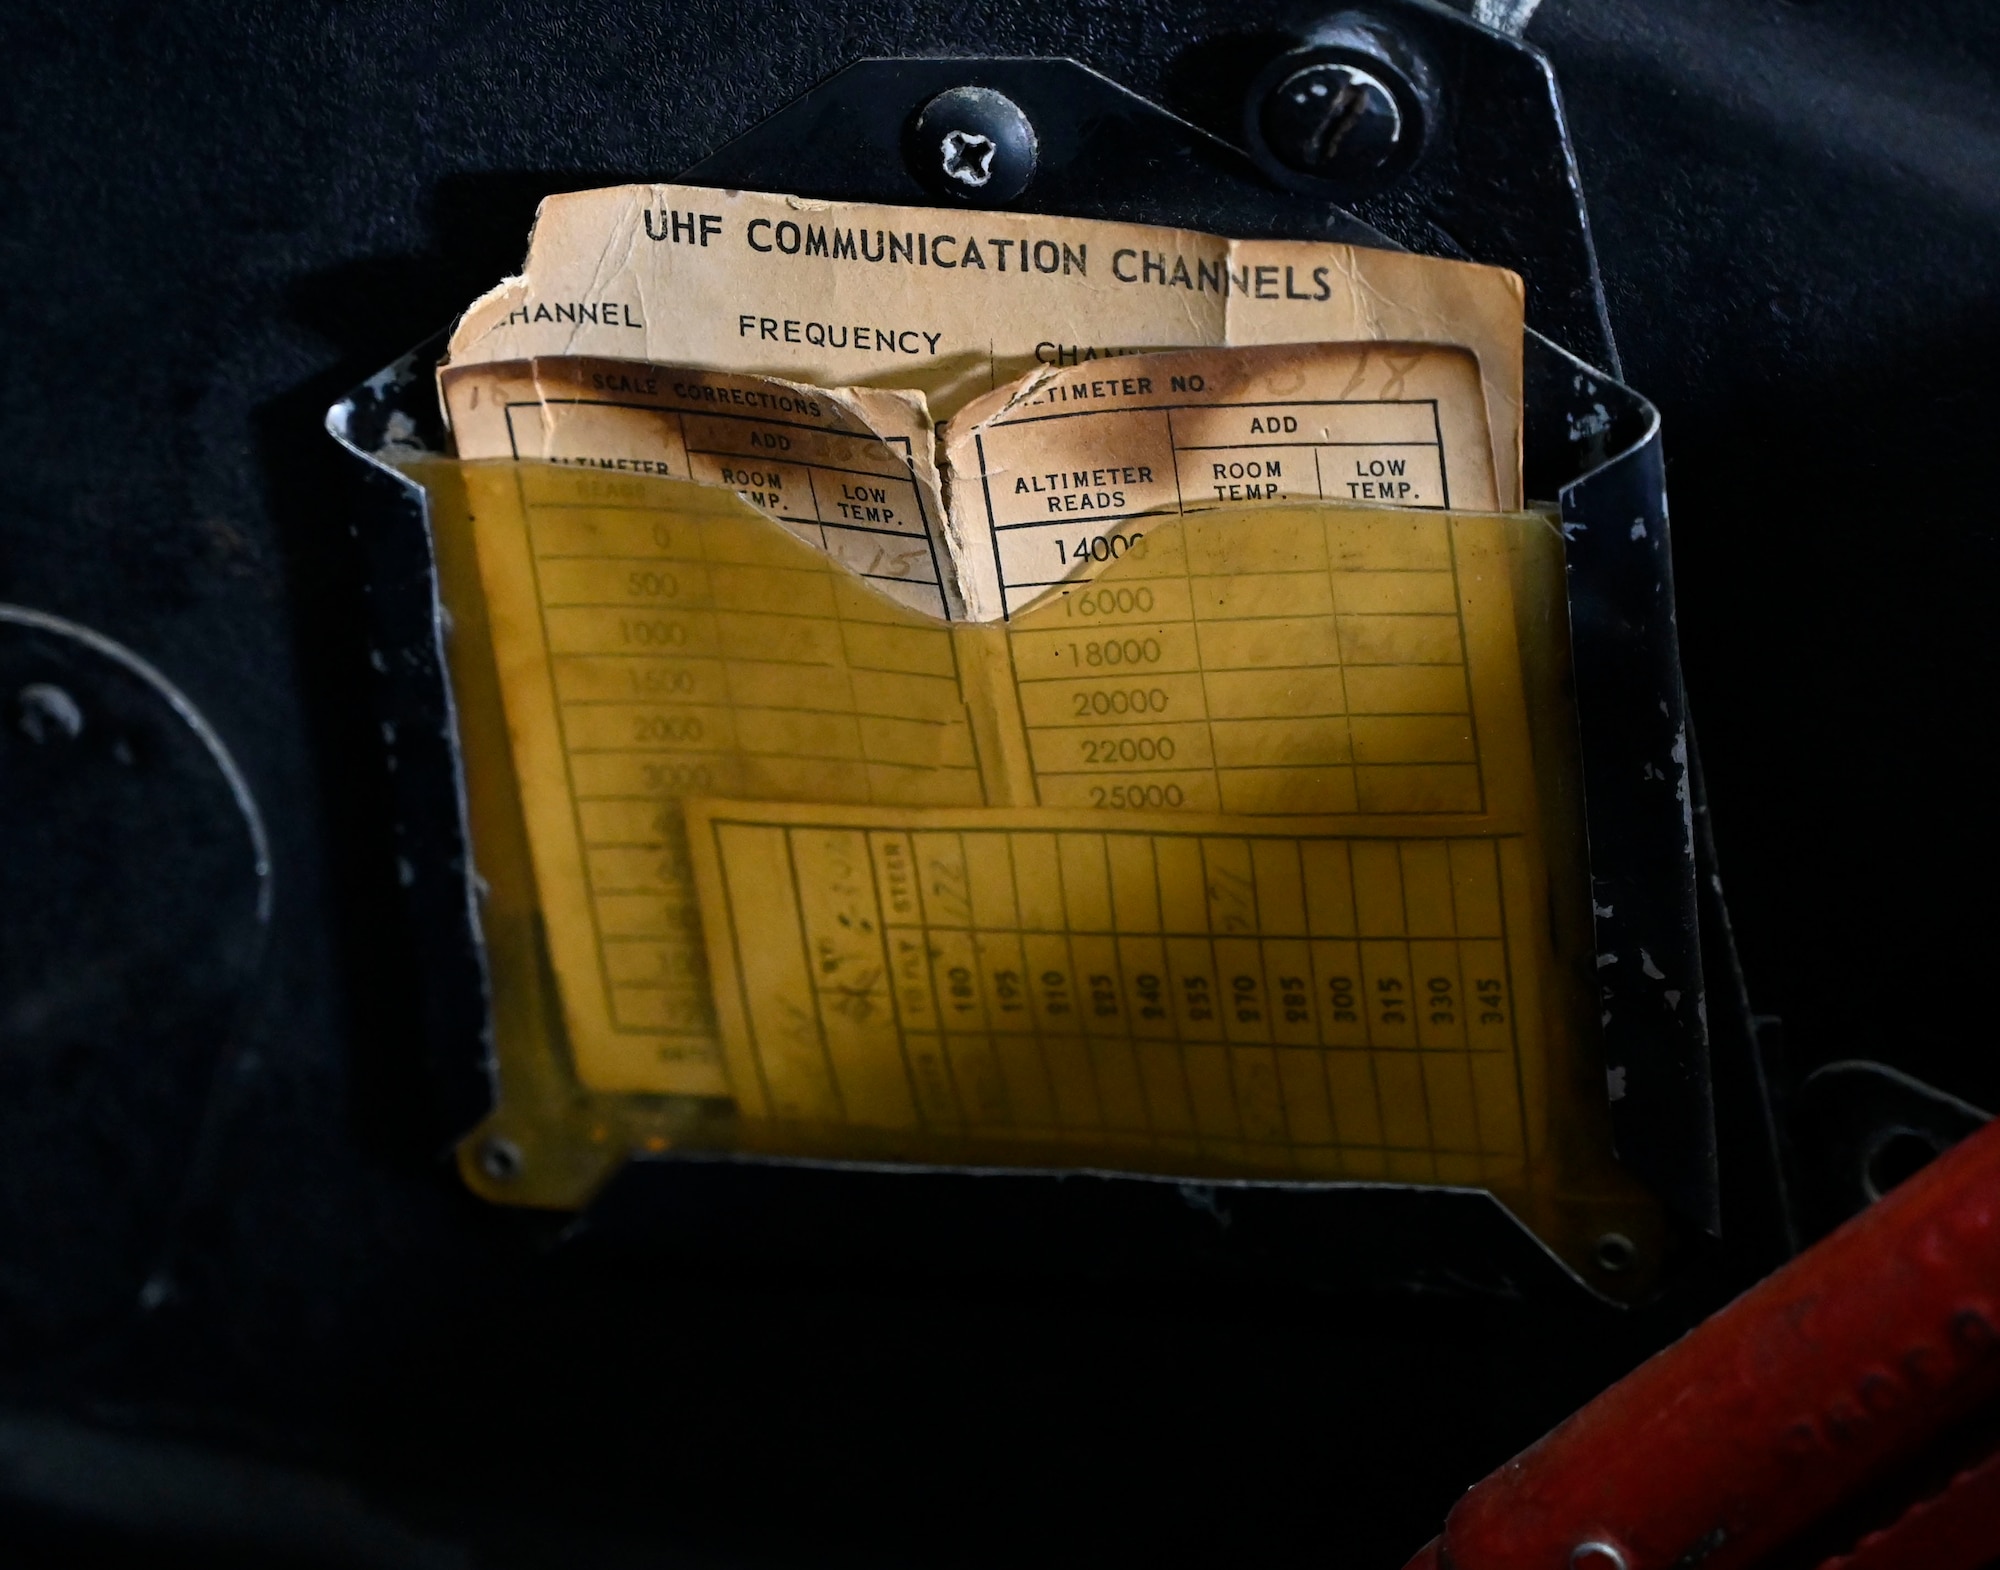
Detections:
329,30,1718,1299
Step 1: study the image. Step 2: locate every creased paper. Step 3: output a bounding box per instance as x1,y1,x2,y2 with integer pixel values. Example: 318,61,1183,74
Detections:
441,183,1524,506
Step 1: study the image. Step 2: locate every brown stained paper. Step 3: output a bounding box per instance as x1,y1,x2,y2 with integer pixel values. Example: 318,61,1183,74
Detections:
440,358,960,619
440,183,1524,507
444,342,1498,623
940,342,1497,619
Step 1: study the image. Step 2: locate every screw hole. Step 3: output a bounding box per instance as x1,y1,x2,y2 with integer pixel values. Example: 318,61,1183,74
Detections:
1591,1232,1637,1274
1864,1128,1942,1201
479,1137,524,1182
17,683,84,743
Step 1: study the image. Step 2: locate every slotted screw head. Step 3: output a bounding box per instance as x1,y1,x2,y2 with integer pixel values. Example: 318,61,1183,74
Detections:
1259,61,1405,181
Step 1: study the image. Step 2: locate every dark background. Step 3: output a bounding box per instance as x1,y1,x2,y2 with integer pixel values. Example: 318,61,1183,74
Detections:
1,1,1996,1564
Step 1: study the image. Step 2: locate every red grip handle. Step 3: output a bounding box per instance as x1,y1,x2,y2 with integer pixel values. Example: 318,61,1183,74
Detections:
1423,1117,2000,1570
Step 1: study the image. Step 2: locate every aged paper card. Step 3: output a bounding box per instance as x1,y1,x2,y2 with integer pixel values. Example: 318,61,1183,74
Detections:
441,183,1523,506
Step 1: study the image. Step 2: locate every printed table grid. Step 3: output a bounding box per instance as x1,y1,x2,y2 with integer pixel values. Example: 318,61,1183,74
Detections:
505,399,952,615
1008,512,1483,819
741,820,1530,1180
987,399,1450,611
515,485,979,1045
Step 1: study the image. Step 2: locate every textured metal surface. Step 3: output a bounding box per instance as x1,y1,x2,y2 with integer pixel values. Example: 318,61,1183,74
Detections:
1217,0,1621,374
1815,1439,2000,1570
326,343,495,1142
0,608,270,1358
690,56,1387,244
582,1158,1618,1304
1537,357,1714,1230
1,0,1997,1563
1416,1115,2000,1570
686,15,1618,374
1792,1061,1992,1243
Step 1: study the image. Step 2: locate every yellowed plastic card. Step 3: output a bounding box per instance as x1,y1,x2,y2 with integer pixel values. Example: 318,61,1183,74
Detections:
436,452,1546,1100
432,466,981,1098
679,495,1558,1189
686,798,1547,1188
413,462,1657,1284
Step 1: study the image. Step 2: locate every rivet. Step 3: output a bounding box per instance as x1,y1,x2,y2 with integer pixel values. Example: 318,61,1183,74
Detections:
479,1136,524,1182
17,682,84,744
1592,1232,1638,1274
